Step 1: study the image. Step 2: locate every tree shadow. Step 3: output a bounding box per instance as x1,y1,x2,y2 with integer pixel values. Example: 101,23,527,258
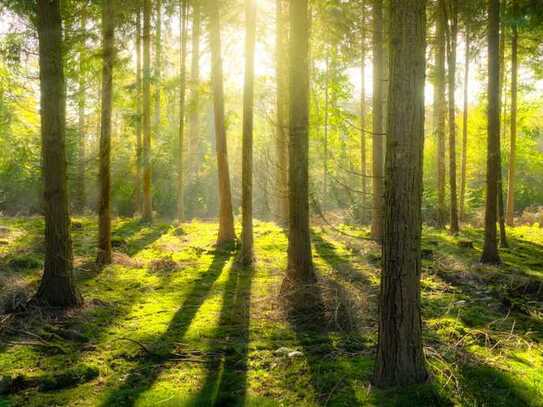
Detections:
100,249,233,406
190,262,254,406
458,362,534,406
282,280,361,405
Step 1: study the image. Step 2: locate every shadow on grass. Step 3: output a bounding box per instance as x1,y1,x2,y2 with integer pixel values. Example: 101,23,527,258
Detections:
101,249,233,406
190,262,254,406
281,278,360,406
459,362,534,406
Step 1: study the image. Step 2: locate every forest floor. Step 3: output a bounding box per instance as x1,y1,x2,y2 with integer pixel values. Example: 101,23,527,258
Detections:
0,217,542,406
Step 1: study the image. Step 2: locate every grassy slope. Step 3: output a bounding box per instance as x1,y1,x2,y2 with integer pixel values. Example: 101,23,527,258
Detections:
0,217,541,406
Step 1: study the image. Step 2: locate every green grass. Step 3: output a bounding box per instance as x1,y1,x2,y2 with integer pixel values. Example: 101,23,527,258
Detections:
0,217,542,406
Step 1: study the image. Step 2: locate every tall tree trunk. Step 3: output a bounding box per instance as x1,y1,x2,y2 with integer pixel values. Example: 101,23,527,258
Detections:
275,0,289,225
188,0,201,197
240,0,256,265
142,0,153,221
497,5,508,247
371,0,384,241
135,5,143,214
154,0,162,175
97,0,114,267
444,0,459,234
506,0,518,227
481,0,501,264
177,0,188,221
207,0,236,245
374,0,427,387
434,3,447,228
360,1,367,224
283,0,314,285
323,51,329,204
35,0,81,307
76,12,86,214
460,26,469,222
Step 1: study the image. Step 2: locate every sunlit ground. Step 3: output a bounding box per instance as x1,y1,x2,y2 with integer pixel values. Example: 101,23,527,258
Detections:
0,217,542,406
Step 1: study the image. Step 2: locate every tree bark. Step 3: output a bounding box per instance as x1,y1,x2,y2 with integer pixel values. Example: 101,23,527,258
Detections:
142,0,153,221
374,0,427,387
434,3,447,228
207,0,236,245
35,0,81,307
371,0,384,241
444,0,459,234
481,0,501,264
275,0,289,226
284,0,314,284
460,26,469,222
240,0,256,265
360,1,367,224
135,5,143,214
188,0,201,193
97,0,114,267
497,5,508,247
76,11,86,214
506,0,518,227
177,0,188,221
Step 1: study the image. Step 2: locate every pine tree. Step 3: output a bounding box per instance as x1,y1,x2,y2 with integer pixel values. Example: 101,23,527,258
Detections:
35,0,82,307
374,0,428,387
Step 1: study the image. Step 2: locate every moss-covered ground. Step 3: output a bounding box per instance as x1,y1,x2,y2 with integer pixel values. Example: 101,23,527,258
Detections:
0,217,542,406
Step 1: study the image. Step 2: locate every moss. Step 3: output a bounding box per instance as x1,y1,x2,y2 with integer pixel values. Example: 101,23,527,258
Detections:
0,218,542,406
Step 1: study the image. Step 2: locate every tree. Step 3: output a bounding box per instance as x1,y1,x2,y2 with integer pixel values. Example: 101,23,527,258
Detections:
443,0,460,234
75,11,86,213
207,0,236,245
360,1,368,224
481,0,501,264
371,0,384,241
275,0,288,225
188,0,201,194
240,0,257,265
96,0,115,267
374,0,428,387
506,0,519,226
142,0,152,221
135,3,143,214
284,0,314,286
460,25,470,221
434,2,447,228
177,0,188,221
35,0,81,307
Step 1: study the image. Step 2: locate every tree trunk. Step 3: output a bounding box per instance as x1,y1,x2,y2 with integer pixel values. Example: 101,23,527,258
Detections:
207,0,236,245
142,0,153,221
177,0,188,222
460,26,469,222
371,0,384,241
444,0,459,234
506,0,518,227
135,5,143,214
284,0,314,284
154,0,161,165
240,0,256,265
76,12,86,214
35,0,81,307
497,6,508,247
96,0,114,267
323,51,329,205
275,0,289,226
481,0,501,264
188,0,201,196
374,0,427,387
434,3,447,228
360,2,367,224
